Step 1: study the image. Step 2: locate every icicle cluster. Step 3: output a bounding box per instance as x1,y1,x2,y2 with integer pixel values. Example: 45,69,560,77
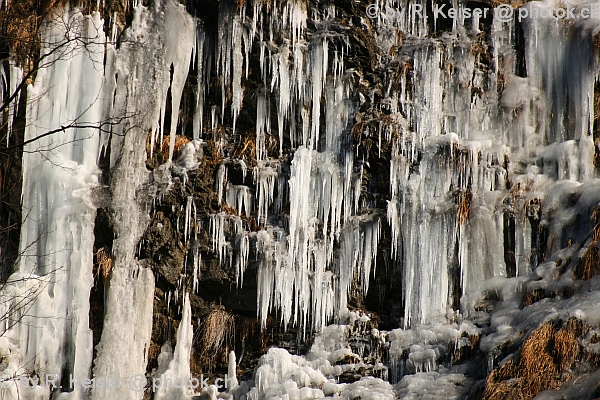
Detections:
374,0,600,327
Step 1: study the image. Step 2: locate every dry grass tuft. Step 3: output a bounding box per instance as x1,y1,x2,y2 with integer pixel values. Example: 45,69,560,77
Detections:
497,73,506,93
199,308,235,356
351,119,364,143
592,207,600,242
521,287,545,307
94,247,113,281
483,319,583,400
196,308,235,372
553,319,582,371
203,140,224,170
456,189,472,225
469,40,488,66
232,132,258,168
574,208,600,280
518,322,560,398
576,243,600,281
160,135,190,160
482,358,519,400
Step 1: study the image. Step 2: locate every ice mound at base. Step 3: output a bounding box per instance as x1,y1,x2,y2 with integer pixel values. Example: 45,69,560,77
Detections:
242,311,480,400
246,346,394,400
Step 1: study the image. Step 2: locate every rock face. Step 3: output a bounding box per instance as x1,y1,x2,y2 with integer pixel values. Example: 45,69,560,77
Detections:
2,0,600,398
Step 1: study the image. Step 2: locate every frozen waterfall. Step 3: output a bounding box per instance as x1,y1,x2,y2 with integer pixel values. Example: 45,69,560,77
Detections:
2,0,600,399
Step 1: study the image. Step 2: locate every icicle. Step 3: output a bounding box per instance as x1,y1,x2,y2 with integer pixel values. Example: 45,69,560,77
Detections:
216,162,228,204
226,184,252,216
228,351,239,391
162,2,196,160
193,247,201,293
154,293,193,400
231,16,244,134
183,196,190,241
255,163,277,224
309,39,328,148
211,105,218,132
256,91,270,160
5,61,22,145
239,159,247,182
235,230,249,287
193,25,206,139
210,212,229,263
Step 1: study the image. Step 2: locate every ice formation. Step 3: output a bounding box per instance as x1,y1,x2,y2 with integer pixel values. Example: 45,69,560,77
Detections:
0,7,104,399
3,0,600,398
246,313,397,400
154,294,193,400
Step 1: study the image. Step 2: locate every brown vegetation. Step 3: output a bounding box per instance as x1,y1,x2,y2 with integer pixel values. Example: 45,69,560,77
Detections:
521,287,545,307
574,207,600,280
197,308,235,370
575,243,600,281
160,135,191,160
456,189,473,225
95,246,113,281
483,318,583,400
0,0,60,69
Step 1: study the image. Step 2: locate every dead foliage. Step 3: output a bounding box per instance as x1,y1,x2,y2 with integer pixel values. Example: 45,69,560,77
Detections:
232,132,258,168
193,307,237,374
469,33,491,68
456,189,473,225
553,319,582,371
593,207,600,242
574,208,600,280
1,0,129,78
497,72,505,93
239,317,259,342
220,203,239,216
145,129,153,156
94,247,112,281
0,0,61,70
483,319,583,400
393,60,412,92
203,140,224,170
575,243,600,281
160,135,190,160
199,308,235,359
595,89,600,123
521,287,545,307
351,118,364,143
